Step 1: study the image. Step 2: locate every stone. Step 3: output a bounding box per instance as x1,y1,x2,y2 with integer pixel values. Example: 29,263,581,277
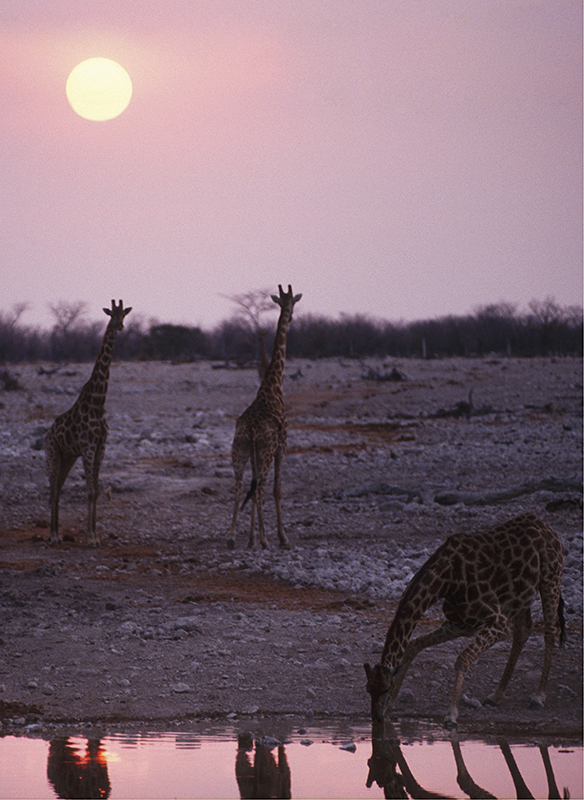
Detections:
174,617,203,633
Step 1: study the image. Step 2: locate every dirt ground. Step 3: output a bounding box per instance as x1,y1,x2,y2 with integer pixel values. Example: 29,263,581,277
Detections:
0,356,582,739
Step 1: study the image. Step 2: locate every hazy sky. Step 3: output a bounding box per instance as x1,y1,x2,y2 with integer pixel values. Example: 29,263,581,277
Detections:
1,1,581,331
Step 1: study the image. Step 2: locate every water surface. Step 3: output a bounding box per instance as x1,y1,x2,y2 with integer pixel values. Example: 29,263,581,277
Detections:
0,721,581,799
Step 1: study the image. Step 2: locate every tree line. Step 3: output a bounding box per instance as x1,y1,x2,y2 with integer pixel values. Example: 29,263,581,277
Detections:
0,297,581,365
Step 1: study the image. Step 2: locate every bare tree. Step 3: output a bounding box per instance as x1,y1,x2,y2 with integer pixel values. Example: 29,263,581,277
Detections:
49,301,87,333
474,301,518,319
528,296,565,325
5,303,29,327
222,289,277,332
564,305,584,327
222,289,278,376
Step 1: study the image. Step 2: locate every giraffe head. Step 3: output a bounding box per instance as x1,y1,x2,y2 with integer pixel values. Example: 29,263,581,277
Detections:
103,299,132,331
271,285,302,316
364,662,400,722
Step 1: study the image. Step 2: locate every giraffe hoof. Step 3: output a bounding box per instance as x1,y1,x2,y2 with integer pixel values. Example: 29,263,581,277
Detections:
482,694,499,707
442,716,458,730
529,696,545,710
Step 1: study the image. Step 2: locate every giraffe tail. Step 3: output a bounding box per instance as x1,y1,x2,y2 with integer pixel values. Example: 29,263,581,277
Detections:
558,595,566,646
241,479,257,509
241,432,259,510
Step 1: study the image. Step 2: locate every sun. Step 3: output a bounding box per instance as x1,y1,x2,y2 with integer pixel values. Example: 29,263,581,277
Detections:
66,58,133,121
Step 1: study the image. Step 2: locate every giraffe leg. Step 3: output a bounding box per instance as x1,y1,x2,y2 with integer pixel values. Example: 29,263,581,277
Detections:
273,446,289,548
46,437,76,545
84,460,98,547
248,492,258,548
251,477,267,549
246,453,260,549
530,583,563,709
249,436,272,548
484,608,532,706
390,621,465,706
228,432,250,548
444,620,508,728
83,446,104,547
228,466,245,549
529,636,554,709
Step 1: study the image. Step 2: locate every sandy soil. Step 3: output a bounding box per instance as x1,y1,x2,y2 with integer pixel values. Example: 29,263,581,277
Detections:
0,356,581,738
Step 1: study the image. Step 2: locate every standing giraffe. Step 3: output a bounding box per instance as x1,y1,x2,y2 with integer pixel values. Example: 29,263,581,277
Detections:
45,300,132,546
365,514,565,728
227,284,301,549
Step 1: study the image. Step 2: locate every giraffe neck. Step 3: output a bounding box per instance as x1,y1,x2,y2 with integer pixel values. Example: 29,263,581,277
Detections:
381,570,444,670
255,306,292,407
77,321,119,411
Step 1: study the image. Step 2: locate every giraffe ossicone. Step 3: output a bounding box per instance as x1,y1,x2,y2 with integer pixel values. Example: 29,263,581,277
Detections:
364,514,564,728
228,284,301,549
44,299,132,546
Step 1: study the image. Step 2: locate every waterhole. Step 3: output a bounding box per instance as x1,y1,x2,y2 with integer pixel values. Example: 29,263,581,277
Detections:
0,721,581,799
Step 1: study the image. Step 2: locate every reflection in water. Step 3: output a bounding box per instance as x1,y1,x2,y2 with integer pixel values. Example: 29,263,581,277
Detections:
0,724,579,799
367,721,449,798
235,732,291,799
367,720,571,800
47,738,111,799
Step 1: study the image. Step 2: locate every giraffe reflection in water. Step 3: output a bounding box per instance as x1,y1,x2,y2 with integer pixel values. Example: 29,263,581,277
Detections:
47,738,111,799
235,731,291,799
367,721,571,799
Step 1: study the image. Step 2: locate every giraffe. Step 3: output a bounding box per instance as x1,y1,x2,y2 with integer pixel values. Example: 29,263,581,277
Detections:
44,300,132,546
364,514,565,728
227,284,301,549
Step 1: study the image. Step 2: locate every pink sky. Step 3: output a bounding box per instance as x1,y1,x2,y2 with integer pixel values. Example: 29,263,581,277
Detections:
1,1,581,330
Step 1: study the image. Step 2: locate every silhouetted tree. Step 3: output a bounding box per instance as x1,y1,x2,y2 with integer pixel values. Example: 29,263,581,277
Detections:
146,323,208,361
0,297,581,362
222,288,278,368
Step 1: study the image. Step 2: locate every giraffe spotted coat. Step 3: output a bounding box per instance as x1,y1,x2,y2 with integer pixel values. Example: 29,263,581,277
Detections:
44,300,131,546
227,284,301,549
365,514,564,727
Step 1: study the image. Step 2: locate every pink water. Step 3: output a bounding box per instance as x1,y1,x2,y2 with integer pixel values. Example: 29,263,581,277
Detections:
0,723,581,799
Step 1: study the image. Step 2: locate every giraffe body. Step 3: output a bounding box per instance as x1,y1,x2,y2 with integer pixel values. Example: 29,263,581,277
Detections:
45,300,131,546
227,284,301,549
365,514,564,728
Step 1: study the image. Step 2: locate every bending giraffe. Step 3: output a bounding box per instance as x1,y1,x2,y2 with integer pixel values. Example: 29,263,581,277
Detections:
365,514,565,728
227,284,301,549
45,300,132,546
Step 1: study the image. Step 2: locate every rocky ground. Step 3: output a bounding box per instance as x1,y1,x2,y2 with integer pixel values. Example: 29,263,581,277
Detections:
0,356,581,740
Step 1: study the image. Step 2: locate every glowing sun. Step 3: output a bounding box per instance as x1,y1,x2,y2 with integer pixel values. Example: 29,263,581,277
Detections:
66,58,132,121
